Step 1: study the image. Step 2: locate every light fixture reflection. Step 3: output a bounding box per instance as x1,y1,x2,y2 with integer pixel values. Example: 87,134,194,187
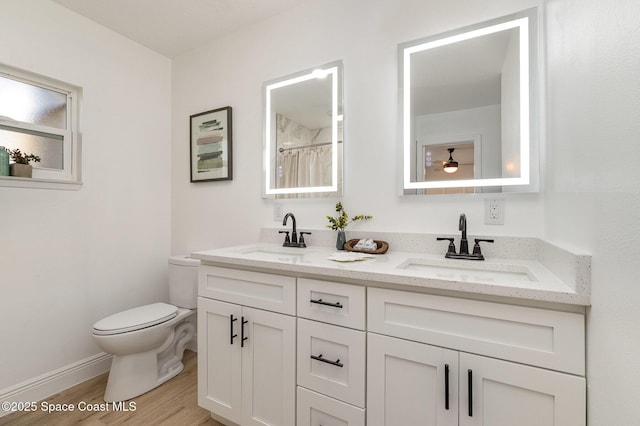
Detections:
443,148,459,174
311,69,329,79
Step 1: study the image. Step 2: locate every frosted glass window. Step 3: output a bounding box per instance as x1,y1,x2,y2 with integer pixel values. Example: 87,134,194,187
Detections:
0,126,63,169
0,64,81,188
0,75,67,129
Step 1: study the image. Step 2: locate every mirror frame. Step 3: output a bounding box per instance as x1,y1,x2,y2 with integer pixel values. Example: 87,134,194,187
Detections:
263,61,343,197
400,8,538,192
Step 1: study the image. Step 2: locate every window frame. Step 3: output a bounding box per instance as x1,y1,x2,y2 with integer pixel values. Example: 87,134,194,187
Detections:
0,64,82,190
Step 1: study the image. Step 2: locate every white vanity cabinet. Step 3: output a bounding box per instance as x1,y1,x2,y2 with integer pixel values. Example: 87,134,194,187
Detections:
367,288,586,426
198,266,296,426
195,251,587,426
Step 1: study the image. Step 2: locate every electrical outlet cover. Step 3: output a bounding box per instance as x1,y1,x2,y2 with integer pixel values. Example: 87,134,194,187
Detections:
485,198,505,225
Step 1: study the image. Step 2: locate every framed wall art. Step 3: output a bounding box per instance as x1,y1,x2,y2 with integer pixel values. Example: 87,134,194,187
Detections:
190,106,232,182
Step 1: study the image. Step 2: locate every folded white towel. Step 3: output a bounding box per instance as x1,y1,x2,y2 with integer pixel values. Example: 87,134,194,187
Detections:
354,239,377,251
328,252,375,262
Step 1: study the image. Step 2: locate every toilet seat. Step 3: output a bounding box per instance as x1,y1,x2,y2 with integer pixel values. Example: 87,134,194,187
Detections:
92,303,178,336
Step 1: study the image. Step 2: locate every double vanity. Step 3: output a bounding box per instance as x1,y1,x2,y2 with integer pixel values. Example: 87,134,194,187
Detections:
192,229,589,426
199,6,584,423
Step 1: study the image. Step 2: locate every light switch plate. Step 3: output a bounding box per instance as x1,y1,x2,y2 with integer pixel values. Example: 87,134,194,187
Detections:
273,204,283,222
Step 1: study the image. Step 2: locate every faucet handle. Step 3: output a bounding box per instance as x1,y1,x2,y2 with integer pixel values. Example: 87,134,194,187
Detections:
472,239,494,258
299,232,312,248
279,230,291,247
437,237,456,254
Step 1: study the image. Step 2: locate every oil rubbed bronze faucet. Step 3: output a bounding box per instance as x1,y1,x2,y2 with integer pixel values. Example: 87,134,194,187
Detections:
437,213,494,260
459,213,469,255
280,212,311,248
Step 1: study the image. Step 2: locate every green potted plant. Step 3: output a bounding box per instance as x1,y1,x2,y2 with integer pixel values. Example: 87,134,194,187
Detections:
326,202,372,250
8,148,41,178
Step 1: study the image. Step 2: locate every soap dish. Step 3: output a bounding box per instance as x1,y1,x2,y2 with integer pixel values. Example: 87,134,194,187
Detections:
344,239,389,254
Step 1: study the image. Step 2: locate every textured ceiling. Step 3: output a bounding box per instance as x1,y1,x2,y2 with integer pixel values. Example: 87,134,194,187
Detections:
51,0,312,58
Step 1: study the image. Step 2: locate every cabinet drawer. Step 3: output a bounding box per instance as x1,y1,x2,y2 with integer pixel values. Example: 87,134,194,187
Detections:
368,288,585,375
297,319,366,407
297,278,365,330
297,387,365,426
199,265,296,315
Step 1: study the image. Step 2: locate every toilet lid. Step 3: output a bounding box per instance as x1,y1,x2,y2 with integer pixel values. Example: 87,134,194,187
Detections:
92,303,178,335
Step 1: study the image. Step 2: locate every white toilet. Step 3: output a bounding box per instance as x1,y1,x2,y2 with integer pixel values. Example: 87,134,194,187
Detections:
92,255,200,402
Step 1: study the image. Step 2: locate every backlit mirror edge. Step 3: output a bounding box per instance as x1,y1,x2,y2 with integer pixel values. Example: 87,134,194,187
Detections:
399,7,540,195
262,60,343,199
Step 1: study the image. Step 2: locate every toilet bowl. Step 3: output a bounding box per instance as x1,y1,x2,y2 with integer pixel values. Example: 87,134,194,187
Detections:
91,256,200,402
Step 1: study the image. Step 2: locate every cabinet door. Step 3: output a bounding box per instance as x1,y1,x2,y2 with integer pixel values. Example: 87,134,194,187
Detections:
459,353,586,426
197,297,243,424
242,306,296,426
367,333,458,426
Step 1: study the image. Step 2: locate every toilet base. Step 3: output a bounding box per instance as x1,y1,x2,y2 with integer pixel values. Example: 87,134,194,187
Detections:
102,312,196,402
103,351,184,402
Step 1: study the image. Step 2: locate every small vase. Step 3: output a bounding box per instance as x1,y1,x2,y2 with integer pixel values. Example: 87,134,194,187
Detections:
10,163,33,178
336,230,347,250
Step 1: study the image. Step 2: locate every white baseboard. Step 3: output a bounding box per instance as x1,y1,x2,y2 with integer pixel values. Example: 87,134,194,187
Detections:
0,352,112,417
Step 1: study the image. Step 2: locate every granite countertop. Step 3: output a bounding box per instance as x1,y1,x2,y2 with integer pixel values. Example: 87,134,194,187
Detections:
192,232,591,306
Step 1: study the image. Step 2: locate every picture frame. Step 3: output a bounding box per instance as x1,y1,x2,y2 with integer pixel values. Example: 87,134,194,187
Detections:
190,106,232,182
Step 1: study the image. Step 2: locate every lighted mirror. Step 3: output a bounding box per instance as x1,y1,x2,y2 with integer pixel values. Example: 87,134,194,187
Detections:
401,9,538,194
263,61,343,197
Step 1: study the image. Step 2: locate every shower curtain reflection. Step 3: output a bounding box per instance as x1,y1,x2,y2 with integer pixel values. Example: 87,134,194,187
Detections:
275,112,341,197
278,144,335,198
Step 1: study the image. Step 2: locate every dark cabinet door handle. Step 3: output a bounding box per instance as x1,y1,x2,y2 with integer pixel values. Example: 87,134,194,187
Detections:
445,364,450,410
241,316,248,348
310,354,344,367
468,369,473,417
229,315,238,345
310,298,343,309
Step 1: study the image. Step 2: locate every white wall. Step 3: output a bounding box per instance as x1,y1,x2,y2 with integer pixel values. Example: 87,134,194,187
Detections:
543,0,640,423
2,0,636,423
0,0,172,390
171,0,544,257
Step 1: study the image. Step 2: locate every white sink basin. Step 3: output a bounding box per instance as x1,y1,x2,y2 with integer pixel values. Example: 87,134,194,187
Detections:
396,258,536,283
235,245,312,262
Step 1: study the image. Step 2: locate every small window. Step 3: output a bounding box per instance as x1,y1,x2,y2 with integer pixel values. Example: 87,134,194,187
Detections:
0,64,81,189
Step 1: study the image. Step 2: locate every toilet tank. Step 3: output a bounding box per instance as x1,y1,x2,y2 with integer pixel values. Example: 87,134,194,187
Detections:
168,255,200,308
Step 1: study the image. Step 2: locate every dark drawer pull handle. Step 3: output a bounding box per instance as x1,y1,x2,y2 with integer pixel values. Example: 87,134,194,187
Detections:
445,364,450,410
229,315,238,345
468,369,473,417
310,298,343,308
310,354,344,368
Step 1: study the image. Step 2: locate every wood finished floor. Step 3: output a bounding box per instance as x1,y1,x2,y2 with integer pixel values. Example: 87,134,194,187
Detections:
0,350,224,425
